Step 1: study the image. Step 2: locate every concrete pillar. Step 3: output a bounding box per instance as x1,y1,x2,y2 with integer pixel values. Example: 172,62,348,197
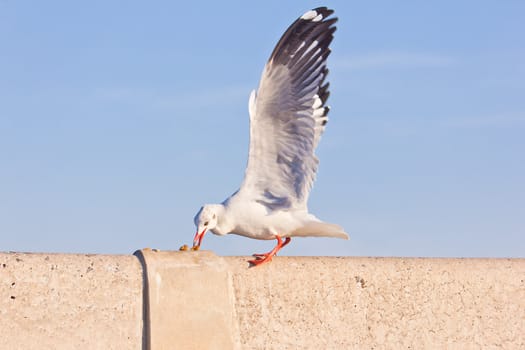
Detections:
135,249,239,350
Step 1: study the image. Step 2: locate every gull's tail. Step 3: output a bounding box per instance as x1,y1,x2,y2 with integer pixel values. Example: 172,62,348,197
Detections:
291,221,349,239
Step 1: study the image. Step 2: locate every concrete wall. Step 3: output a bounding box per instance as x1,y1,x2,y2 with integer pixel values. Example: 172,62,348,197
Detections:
0,252,142,350
1,251,524,349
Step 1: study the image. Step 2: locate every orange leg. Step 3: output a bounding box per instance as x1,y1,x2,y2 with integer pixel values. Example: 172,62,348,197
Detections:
249,236,291,266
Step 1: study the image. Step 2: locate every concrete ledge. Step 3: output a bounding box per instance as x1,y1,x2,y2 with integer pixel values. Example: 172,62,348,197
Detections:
226,256,525,348
1,251,524,349
0,252,142,350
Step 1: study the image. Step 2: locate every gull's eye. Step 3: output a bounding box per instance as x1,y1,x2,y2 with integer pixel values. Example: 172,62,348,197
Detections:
204,221,209,226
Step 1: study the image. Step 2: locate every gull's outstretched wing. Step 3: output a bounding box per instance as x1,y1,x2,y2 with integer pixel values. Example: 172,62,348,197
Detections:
239,7,337,211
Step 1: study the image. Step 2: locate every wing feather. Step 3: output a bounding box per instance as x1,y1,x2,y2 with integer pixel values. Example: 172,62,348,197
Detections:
240,7,337,210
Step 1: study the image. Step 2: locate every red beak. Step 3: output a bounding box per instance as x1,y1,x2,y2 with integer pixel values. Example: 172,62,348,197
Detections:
193,228,207,248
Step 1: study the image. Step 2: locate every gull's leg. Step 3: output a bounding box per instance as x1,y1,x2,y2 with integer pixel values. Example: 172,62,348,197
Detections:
252,237,291,258
249,236,291,266
281,236,291,248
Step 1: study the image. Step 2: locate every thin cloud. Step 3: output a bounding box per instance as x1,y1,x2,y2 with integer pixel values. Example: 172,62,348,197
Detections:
333,52,457,71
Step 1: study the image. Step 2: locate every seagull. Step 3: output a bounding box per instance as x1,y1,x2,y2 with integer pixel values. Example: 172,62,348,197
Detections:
192,7,348,266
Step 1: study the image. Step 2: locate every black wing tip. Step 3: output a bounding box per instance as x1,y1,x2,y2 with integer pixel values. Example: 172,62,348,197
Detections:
298,7,338,30
302,7,336,22
318,82,330,104
267,8,337,108
269,7,337,65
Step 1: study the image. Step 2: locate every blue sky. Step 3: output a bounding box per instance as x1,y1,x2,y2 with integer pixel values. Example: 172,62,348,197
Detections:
1,1,523,257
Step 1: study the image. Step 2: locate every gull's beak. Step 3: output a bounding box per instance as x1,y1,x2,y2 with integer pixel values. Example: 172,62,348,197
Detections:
193,228,207,249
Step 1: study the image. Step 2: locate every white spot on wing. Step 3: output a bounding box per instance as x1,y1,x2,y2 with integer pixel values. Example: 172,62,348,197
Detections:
301,10,318,20
313,107,325,118
313,14,323,22
312,94,322,109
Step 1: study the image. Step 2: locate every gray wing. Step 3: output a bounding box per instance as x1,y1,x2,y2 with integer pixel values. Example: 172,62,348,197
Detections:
239,7,337,211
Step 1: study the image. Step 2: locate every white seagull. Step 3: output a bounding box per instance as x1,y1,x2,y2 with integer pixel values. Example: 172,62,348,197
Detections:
192,7,348,266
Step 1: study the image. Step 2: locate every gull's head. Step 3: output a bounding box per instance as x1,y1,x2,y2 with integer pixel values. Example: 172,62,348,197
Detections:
193,204,218,249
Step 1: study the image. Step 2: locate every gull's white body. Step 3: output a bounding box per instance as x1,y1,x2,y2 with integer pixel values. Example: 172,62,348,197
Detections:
204,196,345,240
193,7,348,250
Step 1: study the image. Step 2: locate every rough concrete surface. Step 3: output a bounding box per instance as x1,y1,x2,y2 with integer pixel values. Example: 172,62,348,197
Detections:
0,252,142,350
226,256,525,349
1,251,524,349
